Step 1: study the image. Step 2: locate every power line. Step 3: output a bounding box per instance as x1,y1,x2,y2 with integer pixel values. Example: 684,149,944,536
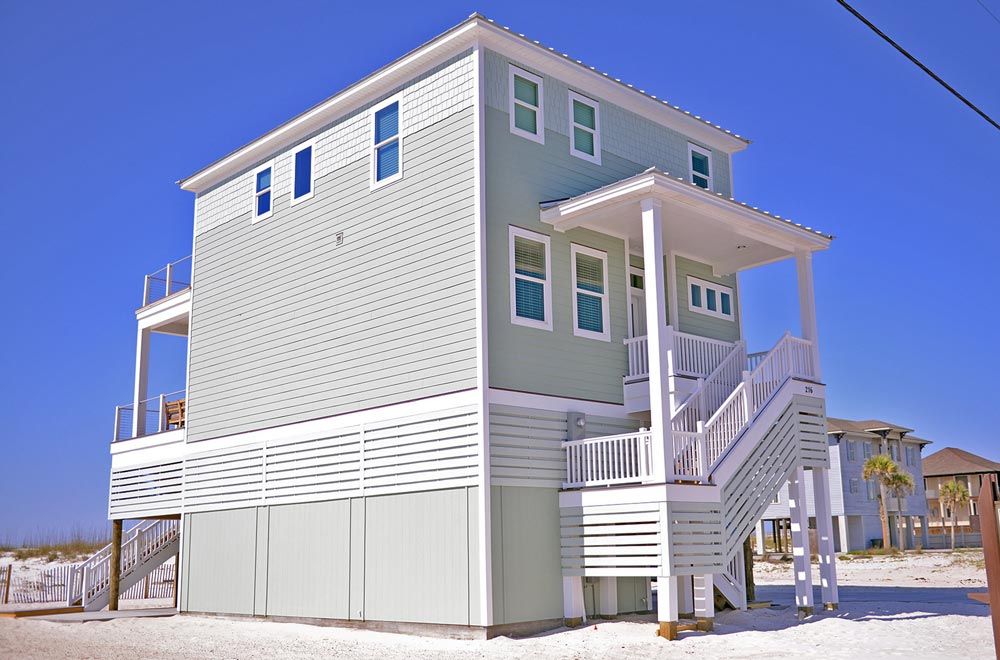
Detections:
835,0,1000,132
974,0,1000,26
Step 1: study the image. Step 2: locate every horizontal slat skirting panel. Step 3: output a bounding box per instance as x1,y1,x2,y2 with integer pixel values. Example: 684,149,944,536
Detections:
109,460,184,518
560,501,662,576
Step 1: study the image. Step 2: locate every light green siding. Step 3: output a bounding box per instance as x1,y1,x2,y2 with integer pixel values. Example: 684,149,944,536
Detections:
674,256,740,342
490,485,564,625
616,576,650,613
181,487,480,625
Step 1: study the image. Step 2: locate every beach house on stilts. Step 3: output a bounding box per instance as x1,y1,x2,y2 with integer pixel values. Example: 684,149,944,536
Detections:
89,14,839,638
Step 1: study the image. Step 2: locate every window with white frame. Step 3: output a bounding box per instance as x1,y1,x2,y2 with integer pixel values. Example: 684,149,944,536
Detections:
291,141,315,204
568,91,600,164
252,162,273,222
687,276,734,321
846,440,857,462
688,143,712,190
863,442,873,459
509,226,552,330
849,478,860,495
866,479,878,501
509,66,544,143
371,97,401,188
890,444,899,461
571,244,610,341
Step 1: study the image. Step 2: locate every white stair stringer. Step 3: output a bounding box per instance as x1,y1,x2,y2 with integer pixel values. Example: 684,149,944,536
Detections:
67,518,179,611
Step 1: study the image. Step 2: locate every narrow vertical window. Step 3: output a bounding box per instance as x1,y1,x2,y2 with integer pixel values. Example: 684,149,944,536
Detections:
568,91,600,164
509,66,544,143
571,245,610,341
509,226,552,330
252,163,273,222
689,143,713,190
371,98,401,189
291,142,314,204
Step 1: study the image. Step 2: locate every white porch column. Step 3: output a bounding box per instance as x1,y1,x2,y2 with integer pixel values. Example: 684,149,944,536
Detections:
788,466,814,616
132,327,152,438
811,467,839,609
656,575,679,640
598,576,618,618
693,574,715,630
755,520,766,555
677,575,693,618
562,576,586,627
837,515,850,553
795,250,821,379
641,198,674,482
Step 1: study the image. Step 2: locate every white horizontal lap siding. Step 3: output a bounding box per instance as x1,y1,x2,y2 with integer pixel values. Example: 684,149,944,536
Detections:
488,404,569,488
560,503,662,577
109,460,184,518
186,58,477,443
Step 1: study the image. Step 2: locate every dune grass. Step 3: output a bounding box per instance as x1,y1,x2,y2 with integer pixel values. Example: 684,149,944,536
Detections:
0,526,111,563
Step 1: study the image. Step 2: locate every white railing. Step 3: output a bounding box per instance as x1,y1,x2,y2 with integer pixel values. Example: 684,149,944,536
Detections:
67,518,179,608
113,390,186,441
564,430,653,488
672,340,747,435
716,545,747,609
142,255,192,307
624,328,735,382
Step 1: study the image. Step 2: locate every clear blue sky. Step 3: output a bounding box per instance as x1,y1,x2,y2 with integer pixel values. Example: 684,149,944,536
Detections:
1,1,997,540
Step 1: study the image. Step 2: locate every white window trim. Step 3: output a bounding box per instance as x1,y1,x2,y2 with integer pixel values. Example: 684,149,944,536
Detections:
369,95,403,191
509,225,552,331
509,65,544,144
687,275,734,321
571,244,611,342
688,142,713,191
849,478,859,495
251,160,274,224
567,90,601,165
289,139,317,206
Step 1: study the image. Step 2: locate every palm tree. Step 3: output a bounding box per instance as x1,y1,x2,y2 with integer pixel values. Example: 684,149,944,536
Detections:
863,454,898,549
885,471,915,550
939,480,971,550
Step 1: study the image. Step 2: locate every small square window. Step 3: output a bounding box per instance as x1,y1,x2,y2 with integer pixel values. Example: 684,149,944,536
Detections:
371,98,402,189
689,143,713,190
568,91,600,164
252,163,273,223
510,66,544,144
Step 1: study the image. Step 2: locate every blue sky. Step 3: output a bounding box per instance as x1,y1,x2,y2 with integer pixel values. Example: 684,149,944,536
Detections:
0,1,997,539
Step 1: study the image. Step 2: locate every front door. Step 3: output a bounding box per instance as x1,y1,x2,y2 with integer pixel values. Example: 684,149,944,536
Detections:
629,267,647,337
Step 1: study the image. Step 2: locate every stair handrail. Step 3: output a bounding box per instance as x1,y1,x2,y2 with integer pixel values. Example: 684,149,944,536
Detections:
671,339,747,433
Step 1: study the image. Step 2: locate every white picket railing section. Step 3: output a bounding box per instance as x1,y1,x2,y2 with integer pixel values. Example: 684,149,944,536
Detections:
564,430,653,488
66,518,179,609
624,328,735,383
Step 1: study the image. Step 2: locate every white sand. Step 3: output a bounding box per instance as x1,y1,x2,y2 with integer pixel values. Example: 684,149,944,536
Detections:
0,551,992,659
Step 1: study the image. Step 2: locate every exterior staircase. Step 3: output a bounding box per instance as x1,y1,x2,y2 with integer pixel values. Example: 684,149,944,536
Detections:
67,519,179,611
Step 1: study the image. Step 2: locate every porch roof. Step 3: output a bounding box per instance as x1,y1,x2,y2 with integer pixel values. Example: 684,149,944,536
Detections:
539,168,832,275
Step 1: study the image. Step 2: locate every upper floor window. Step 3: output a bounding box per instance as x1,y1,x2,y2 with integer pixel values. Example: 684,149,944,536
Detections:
510,66,544,144
889,444,899,461
849,478,860,495
252,162,273,222
688,143,713,190
688,276,734,321
568,91,600,164
571,244,610,342
846,440,857,462
866,479,878,500
863,442,873,459
509,226,552,331
371,98,402,189
291,141,315,204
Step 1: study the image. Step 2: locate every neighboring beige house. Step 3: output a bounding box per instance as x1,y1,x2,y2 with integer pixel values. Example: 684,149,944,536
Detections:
920,447,1000,548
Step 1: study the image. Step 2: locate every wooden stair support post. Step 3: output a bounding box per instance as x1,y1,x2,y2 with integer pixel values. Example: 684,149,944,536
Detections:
2,564,10,605
108,519,122,611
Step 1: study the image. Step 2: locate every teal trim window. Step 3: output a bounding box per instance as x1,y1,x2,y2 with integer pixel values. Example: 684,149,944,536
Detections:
371,97,402,189
687,276,734,321
689,143,713,190
252,162,273,222
509,226,552,330
571,244,610,341
568,91,600,164
509,66,544,144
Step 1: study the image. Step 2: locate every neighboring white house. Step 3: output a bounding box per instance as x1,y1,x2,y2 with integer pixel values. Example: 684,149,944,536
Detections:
758,417,931,553
93,14,839,638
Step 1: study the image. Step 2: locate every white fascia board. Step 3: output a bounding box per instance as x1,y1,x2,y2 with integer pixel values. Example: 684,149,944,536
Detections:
110,429,186,468
135,289,192,329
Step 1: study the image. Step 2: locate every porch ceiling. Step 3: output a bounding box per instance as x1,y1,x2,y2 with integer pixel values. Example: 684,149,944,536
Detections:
539,168,832,275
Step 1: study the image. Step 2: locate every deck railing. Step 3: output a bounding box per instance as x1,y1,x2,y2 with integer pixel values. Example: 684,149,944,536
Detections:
624,328,735,382
113,390,186,441
142,255,191,307
564,430,653,488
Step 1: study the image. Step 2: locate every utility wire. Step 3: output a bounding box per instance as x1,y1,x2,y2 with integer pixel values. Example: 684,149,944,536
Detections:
974,0,1000,26
835,0,1000,132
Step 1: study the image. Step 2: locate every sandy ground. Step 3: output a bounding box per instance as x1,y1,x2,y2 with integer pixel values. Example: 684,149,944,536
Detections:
0,551,991,659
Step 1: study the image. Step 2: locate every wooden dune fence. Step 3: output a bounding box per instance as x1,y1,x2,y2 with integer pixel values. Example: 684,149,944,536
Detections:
0,562,175,604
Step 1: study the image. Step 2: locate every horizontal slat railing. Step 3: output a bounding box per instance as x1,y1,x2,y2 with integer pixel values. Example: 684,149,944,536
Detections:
564,430,653,488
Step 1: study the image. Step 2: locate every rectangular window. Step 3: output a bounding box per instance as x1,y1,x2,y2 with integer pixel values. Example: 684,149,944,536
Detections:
846,440,857,462
568,91,600,164
687,276,734,321
509,226,552,331
890,444,899,461
866,480,878,501
509,66,544,144
849,479,859,495
689,143,713,190
291,141,315,204
571,244,610,341
371,97,401,189
863,442,873,459
252,162,273,222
